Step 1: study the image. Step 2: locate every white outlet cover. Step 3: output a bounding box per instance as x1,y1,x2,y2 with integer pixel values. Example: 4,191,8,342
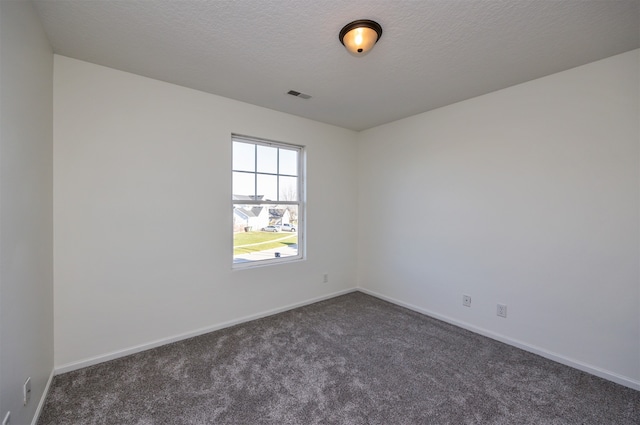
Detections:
463,295,471,307
497,304,508,318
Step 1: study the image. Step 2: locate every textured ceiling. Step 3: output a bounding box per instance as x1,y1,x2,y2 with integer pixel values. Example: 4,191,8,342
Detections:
33,0,640,131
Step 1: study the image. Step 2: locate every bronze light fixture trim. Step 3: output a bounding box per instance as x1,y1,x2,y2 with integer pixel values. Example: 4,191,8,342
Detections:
339,19,383,57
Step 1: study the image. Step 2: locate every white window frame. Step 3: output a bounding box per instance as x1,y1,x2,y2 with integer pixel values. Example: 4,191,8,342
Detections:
232,134,305,268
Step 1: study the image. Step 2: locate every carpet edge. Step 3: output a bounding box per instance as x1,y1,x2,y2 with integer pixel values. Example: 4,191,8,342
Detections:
53,287,358,375
357,287,640,391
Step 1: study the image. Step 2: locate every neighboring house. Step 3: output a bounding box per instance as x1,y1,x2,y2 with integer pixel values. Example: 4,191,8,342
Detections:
233,194,271,231
269,208,291,226
233,195,295,231
233,206,270,232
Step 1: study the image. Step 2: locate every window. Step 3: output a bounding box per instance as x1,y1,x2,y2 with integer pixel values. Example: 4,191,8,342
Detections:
232,135,304,267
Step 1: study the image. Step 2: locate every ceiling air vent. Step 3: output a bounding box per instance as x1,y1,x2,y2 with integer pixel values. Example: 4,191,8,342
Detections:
287,90,312,100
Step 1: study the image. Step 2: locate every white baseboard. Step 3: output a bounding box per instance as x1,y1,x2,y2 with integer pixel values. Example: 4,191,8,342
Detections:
31,369,54,425
357,287,640,391
55,288,357,375
52,286,640,391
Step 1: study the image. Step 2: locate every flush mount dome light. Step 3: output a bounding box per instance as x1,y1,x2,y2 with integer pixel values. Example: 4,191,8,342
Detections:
339,19,382,57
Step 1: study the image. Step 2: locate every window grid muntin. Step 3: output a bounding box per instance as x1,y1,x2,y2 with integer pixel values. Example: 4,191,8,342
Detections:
232,138,300,203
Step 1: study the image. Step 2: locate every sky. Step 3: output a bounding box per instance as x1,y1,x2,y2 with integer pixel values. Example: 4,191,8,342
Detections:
232,141,299,202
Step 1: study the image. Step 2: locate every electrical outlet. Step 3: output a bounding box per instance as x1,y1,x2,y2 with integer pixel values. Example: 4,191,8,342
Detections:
2,411,10,425
23,377,31,406
497,303,507,318
462,295,471,307
323,273,328,283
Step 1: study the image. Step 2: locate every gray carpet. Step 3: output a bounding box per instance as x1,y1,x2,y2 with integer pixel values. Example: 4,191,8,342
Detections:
39,292,639,424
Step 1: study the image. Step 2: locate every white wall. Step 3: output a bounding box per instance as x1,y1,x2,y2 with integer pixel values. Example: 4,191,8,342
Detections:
53,56,358,368
51,42,639,390
357,50,640,388
0,1,54,424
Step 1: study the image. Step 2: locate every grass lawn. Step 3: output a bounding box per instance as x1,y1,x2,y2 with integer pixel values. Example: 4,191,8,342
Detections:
234,231,298,255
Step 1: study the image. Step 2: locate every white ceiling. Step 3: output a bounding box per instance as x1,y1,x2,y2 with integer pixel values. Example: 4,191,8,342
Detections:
33,0,640,131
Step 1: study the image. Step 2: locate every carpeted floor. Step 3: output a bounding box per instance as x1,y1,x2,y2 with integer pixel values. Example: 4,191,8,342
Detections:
39,292,639,424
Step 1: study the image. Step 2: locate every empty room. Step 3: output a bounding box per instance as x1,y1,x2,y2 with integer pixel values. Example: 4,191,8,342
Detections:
1,0,639,424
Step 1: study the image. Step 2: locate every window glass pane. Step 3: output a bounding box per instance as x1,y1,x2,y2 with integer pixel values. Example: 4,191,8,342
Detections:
257,145,278,174
233,204,298,264
232,136,303,268
257,173,277,201
279,149,298,176
233,172,255,198
279,176,298,201
233,142,255,172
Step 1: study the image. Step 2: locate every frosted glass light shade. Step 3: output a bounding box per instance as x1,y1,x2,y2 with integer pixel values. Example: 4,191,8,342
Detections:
339,20,382,57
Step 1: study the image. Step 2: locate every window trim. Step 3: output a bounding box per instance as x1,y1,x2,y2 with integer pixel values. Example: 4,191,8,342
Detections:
231,134,305,269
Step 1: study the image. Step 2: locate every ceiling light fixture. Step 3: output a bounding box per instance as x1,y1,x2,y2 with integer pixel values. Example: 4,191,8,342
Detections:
339,19,382,57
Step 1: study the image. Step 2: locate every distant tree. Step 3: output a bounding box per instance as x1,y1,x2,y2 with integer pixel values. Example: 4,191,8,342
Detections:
280,185,298,224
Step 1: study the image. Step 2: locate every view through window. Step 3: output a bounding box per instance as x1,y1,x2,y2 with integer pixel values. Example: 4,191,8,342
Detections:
232,135,304,266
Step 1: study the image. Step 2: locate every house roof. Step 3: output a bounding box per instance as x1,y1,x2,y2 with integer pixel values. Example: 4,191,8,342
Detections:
232,195,265,202
233,206,266,219
269,209,286,218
